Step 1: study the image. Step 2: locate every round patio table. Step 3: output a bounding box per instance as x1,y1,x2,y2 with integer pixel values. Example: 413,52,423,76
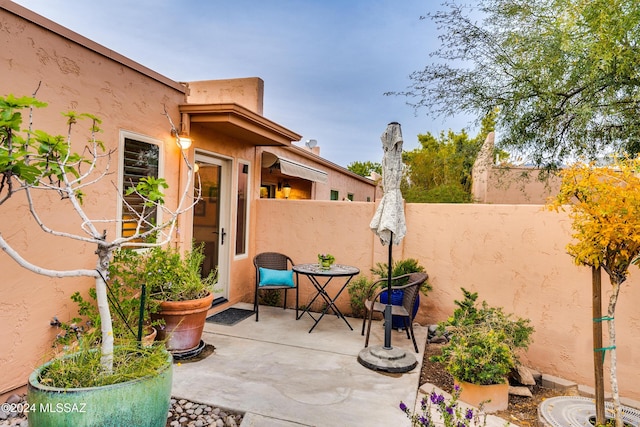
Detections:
293,263,360,333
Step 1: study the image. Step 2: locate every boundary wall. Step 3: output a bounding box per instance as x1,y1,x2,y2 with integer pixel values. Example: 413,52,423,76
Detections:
255,199,640,401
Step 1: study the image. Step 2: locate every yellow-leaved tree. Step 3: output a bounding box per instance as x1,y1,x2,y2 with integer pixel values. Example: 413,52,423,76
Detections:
548,157,640,427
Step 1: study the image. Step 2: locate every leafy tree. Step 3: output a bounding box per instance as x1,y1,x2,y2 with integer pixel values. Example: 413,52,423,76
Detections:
400,112,498,203
402,129,475,203
548,157,640,427
347,160,382,178
0,94,196,373
396,0,640,167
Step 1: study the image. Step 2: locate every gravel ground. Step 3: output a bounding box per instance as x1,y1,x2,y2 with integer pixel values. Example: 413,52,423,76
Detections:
0,393,243,427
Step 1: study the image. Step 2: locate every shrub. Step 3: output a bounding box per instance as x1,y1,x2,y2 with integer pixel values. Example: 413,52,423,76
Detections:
347,275,374,318
371,258,431,294
431,288,534,385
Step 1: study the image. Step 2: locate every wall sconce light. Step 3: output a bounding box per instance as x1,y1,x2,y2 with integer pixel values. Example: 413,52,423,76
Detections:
172,129,192,150
282,182,291,199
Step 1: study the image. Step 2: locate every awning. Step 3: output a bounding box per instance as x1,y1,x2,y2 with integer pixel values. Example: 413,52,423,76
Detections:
262,152,328,184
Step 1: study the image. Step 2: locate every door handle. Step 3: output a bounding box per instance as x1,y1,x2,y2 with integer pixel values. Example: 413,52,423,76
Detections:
221,228,226,245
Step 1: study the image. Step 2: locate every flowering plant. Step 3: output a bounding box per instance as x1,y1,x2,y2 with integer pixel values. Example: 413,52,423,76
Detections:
399,385,487,427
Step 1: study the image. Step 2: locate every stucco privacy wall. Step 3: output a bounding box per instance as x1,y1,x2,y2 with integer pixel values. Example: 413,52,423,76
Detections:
255,199,640,400
0,4,186,395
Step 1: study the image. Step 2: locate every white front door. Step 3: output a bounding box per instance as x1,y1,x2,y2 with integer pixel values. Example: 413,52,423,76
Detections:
193,151,231,304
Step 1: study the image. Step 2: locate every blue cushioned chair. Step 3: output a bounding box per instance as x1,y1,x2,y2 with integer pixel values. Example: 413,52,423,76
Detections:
253,252,298,321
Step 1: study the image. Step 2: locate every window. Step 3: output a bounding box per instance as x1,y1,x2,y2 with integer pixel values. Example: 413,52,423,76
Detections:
236,162,249,256
120,135,161,239
347,193,354,201
330,190,339,200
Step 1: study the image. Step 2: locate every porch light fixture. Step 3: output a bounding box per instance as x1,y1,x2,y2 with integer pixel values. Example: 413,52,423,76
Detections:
282,182,291,199
172,129,192,150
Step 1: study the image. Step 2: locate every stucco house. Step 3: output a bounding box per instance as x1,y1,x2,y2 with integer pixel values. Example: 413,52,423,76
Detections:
0,1,376,398
3,1,640,406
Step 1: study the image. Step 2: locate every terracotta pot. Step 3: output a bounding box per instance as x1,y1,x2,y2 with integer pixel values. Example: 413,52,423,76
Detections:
141,326,157,348
152,292,214,352
454,379,509,413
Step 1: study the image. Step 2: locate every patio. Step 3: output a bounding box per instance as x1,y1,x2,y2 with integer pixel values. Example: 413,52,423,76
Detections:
171,303,513,427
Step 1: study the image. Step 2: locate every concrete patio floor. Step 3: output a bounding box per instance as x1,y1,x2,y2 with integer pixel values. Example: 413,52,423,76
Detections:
171,303,515,427
171,303,425,426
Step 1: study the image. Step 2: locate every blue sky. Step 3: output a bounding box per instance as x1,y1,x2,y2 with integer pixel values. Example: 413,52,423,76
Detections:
12,0,477,167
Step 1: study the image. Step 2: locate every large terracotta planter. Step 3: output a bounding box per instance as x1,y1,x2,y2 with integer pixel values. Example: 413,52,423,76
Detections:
27,350,172,427
454,380,509,413
152,292,214,352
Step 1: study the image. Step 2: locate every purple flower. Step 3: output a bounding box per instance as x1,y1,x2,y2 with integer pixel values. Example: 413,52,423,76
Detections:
465,408,474,420
399,402,407,412
454,384,460,392
446,406,454,415
419,415,429,424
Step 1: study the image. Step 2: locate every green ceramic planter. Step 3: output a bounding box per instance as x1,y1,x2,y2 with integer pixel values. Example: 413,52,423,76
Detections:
27,351,173,427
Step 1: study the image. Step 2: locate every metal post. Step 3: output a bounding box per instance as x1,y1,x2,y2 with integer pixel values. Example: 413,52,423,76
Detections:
383,232,393,350
137,284,147,344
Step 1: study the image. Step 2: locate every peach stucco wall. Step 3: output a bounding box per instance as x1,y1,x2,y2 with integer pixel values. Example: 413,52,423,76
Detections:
254,200,640,400
1,4,186,396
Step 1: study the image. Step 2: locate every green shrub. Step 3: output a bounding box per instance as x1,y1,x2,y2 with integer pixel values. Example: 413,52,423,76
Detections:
431,288,534,385
370,258,431,295
109,243,217,302
259,289,282,307
347,275,375,318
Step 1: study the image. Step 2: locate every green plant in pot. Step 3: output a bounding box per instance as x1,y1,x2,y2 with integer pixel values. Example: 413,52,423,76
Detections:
0,96,197,426
431,288,534,413
111,244,218,352
370,258,431,328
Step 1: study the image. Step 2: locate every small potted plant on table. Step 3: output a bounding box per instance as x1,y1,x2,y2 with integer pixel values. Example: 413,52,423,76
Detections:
318,253,335,269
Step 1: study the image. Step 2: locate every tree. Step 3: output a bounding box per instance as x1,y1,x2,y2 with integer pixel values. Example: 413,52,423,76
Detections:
347,160,382,178
0,94,196,373
548,157,640,427
396,0,640,167
400,112,498,203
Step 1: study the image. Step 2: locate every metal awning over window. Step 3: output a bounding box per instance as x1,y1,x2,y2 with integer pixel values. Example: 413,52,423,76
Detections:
262,152,328,184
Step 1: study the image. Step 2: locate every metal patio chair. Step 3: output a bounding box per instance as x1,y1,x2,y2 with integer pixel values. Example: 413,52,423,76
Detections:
253,252,299,321
361,272,428,353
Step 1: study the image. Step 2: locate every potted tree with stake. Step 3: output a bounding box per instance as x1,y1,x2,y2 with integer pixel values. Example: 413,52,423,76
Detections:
0,94,198,426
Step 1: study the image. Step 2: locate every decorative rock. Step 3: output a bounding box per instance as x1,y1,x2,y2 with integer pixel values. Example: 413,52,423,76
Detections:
5,395,21,405
428,335,447,344
509,385,533,397
513,364,536,386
